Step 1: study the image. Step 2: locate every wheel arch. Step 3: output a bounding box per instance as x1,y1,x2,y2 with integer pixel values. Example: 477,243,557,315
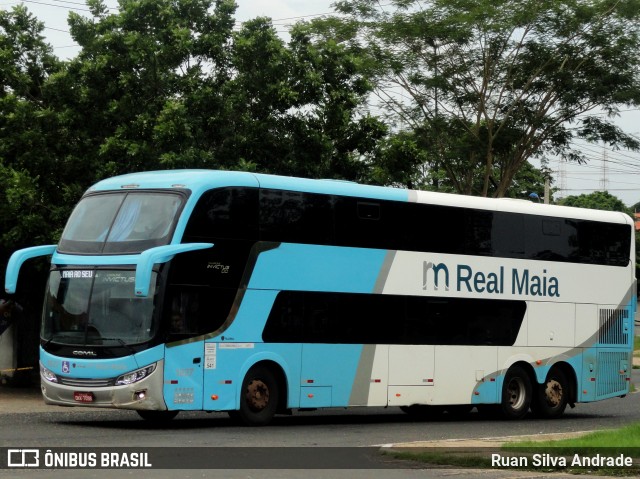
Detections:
238,355,290,413
498,359,537,391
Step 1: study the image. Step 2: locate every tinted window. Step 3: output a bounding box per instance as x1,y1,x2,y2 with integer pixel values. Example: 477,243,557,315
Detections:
570,220,630,266
164,286,236,341
260,189,334,244
184,187,258,241
492,212,525,257
263,291,526,346
186,187,631,267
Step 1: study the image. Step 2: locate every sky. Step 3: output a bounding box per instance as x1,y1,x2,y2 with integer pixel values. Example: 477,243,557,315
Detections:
5,0,640,206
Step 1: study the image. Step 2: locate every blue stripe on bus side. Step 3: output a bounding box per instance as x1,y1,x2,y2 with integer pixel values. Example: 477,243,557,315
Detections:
216,244,390,409
247,244,389,293
223,289,280,342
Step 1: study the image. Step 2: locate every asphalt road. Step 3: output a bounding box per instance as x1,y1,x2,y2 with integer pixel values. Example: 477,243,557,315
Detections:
4,370,640,447
2,384,639,447
2,371,640,478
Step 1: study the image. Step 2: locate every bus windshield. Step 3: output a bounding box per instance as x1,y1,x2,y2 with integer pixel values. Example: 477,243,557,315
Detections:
42,270,158,346
58,192,184,254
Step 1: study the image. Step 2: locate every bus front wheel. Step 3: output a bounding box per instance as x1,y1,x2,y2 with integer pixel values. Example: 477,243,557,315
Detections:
234,365,279,426
531,367,569,419
500,365,532,419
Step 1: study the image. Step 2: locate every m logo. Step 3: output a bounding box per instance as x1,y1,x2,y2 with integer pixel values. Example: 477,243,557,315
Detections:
423,261,450,291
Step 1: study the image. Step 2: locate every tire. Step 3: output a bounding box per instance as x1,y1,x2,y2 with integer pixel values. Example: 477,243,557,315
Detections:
531,368,569,419
137,410,179,422
236,365,279,426
500,365,532,419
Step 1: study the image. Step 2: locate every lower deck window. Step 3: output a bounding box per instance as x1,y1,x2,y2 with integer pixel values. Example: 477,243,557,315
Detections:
263,291,526,346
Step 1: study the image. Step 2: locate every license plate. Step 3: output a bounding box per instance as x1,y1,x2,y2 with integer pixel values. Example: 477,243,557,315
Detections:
73,392,94,403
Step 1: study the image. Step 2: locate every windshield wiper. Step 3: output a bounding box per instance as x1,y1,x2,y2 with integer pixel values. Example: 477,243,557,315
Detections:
98,337,137,356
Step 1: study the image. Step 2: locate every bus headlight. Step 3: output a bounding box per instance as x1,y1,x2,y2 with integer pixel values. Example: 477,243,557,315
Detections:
40,364,58,383
115,364,156,386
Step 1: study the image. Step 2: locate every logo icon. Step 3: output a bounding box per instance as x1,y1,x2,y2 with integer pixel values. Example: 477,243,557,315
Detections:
7,449,40,467
423,261,450,291
62,361,70,374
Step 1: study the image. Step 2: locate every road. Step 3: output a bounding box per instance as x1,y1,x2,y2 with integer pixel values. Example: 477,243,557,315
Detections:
1,371,640,478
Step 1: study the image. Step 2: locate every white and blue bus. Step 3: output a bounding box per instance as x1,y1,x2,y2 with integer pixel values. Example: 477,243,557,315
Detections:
4,170,636,425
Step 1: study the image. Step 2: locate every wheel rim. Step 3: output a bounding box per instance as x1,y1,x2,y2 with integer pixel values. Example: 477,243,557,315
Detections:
507,377,526,410
544,378,563,408
246,379,270,412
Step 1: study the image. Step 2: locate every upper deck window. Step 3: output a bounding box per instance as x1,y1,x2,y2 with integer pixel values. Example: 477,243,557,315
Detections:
59,192,184,254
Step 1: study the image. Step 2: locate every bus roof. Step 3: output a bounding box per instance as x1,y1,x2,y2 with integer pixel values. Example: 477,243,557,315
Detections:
88,170,632,226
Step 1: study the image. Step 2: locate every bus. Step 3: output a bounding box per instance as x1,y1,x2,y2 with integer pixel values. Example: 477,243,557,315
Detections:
4,170,635,425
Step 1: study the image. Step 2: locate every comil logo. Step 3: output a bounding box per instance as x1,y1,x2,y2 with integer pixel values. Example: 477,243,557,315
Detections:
8,449,40,467
422,261,449,291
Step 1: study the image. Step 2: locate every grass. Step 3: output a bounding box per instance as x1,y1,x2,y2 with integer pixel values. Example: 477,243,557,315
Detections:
508,422,640,449
382,423,640,476
383,335,640,473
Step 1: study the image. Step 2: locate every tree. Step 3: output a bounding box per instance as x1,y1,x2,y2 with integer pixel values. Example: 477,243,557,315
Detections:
371,128,551,198
0,6,68,379
46,0,383,181
0,6,68,250
51,0,238,177
559,190,632,215
328,0,640,196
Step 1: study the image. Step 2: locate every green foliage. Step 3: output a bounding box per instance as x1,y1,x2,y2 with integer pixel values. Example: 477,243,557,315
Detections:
372,129,549,198
0,0,384,264
0,7,68,250
559,191,633,216
330,0,640,197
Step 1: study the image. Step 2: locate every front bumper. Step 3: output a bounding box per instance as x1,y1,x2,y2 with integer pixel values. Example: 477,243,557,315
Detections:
40,360,166,411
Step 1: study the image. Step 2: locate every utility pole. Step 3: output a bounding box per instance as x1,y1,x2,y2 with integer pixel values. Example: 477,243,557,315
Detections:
601,148,608,191
540,159,551,204
544,175,550,204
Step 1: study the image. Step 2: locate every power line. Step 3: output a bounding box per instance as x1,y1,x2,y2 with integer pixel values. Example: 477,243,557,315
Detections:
19,0,92,12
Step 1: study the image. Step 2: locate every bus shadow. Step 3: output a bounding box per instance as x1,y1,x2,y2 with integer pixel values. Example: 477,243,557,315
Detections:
51,407,607,431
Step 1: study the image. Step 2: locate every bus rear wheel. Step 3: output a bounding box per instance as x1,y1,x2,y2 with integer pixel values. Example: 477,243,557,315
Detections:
531,367,569,419
235,365,279,426
500,365,532,419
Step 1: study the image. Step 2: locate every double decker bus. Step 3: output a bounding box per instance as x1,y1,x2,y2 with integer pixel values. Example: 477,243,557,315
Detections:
4,170,635,425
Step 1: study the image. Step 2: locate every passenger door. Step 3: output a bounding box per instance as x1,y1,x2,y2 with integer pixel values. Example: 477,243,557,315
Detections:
163,341,204,410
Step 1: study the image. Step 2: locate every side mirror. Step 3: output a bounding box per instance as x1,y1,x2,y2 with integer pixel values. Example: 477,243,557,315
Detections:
5,245,57,294
135,243,213,297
